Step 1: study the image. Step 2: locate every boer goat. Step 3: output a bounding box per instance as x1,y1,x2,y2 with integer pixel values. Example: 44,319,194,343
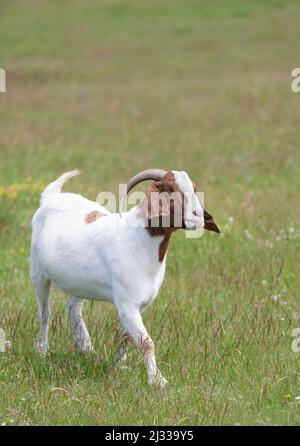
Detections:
30,169,219,387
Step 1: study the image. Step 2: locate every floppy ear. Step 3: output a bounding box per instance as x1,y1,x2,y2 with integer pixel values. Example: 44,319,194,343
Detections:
143,183,170,228
204,209,220,233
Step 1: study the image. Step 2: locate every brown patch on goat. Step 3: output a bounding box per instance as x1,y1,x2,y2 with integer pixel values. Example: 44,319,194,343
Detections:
84,210,105,224
140,172,220,261
142,172,186,232
159,232,172,262
122,332,153,355
121,332,131,345
140,335,154,355
140,172,185,262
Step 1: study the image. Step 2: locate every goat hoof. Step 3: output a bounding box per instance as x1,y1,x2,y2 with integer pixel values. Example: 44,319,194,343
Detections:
114,350,128,370
115,361,128,370
81,347,95,357
78,343,95,357
36,342,48,355
148,373,168,389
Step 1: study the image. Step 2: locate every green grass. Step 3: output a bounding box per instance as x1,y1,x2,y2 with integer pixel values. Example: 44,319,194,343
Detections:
0,0,300,425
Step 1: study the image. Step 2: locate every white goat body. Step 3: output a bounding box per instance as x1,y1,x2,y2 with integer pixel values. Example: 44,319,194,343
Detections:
30,169,218,387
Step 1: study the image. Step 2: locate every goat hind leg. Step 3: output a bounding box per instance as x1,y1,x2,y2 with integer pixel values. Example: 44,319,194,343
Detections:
67,297,94,355
33,277,51,355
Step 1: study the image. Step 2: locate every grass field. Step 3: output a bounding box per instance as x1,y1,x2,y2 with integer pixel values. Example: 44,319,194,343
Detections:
0,0,300,425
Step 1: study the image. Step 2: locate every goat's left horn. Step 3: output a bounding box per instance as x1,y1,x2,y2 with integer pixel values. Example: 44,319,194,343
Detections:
119,168,167,215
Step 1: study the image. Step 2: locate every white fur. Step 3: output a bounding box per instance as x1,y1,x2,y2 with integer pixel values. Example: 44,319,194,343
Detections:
30,169,202,387
173,170,204,229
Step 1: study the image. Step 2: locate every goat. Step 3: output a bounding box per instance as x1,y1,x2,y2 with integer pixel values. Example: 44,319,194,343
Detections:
30,169,219,387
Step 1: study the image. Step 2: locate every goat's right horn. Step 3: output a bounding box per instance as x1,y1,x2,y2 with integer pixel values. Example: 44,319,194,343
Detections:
119,168,167,215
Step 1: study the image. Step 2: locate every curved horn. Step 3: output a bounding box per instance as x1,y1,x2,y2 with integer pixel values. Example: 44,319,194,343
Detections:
119,168,167,215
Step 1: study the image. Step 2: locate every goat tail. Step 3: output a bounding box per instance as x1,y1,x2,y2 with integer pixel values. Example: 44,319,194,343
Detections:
41,169,81,203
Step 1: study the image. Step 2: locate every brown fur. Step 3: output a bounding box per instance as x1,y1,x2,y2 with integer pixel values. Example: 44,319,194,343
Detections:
121,332,131,346
159,232,172,262
140,172,184,262
140,335,154,354
84,211,105,224
139,171,220,261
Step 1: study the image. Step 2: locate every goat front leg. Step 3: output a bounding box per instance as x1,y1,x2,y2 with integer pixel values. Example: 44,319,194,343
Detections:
67,297,94,355
116,303,167,388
